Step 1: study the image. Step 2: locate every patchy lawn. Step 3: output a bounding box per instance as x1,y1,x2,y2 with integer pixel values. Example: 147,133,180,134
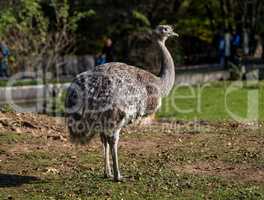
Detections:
0,112,263,199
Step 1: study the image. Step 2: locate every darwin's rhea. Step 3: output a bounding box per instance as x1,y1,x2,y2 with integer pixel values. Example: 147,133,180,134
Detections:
65,25,178,181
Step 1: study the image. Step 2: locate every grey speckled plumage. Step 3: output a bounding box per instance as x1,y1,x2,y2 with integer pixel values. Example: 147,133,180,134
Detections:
65,25,178,181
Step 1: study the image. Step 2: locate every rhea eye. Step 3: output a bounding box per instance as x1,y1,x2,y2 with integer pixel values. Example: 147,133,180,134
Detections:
163,28,168,32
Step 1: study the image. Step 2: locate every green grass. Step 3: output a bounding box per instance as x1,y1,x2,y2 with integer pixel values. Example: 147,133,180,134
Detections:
157,81,264,121
5,170,261,200
0,131,32,144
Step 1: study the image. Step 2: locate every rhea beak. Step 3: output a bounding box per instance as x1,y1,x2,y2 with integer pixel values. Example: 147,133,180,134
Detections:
171,32,179,37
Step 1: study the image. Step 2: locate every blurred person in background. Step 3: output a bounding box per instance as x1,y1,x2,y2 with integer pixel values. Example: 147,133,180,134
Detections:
95,37,114,66
0,41,9,77
102,37,114,63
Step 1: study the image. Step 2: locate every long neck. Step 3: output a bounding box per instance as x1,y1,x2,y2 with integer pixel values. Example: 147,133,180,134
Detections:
157,39,175,96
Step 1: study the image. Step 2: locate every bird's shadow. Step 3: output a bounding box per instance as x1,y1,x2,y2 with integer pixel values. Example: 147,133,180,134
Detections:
0,173,41,187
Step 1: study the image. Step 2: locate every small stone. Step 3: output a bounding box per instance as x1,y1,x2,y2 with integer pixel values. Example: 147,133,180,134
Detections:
7,195,13,200
45,167,59,174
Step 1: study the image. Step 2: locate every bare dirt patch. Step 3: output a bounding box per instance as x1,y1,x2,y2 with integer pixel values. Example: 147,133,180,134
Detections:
174,161,264,183
0,112,65,136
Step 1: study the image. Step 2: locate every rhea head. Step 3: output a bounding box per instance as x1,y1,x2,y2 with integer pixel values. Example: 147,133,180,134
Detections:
154,25,179,42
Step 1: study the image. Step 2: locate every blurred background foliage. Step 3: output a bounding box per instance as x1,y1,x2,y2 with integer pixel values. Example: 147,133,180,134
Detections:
0,0,263,71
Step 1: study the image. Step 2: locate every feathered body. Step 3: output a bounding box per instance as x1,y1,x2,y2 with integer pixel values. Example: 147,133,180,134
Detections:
65,63,161,142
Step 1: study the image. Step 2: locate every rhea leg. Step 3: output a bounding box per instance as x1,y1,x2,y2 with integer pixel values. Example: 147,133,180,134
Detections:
100,133,112,178
108,129,122,181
